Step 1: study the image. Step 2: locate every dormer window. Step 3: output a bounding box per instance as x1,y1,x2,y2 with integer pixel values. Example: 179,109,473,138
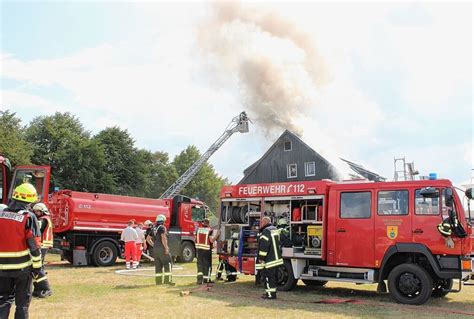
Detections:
284,141,292,151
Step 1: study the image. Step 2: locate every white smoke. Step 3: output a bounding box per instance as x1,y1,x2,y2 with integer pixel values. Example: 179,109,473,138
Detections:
197,2,328,139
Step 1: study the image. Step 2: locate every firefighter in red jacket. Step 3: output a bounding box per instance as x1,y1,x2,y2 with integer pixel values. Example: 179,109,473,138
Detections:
256,216,283,300
0,183,43,319
195,218,219,284
32,202,53,298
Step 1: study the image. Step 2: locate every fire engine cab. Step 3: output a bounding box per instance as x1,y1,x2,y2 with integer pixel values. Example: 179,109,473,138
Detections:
217,179,473,305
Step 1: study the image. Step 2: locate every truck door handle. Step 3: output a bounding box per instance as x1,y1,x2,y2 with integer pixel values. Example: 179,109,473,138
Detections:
336,228,346,233
413,229,424,234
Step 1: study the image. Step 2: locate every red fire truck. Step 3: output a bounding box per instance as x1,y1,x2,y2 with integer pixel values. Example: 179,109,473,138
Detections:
0,161,207,266
217,179,473,305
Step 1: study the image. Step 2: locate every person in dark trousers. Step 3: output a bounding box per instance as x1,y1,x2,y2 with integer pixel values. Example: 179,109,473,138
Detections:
31,202,53,298
256,216,283,300
195,218,219,284
0,183,43,319
148,214,174,286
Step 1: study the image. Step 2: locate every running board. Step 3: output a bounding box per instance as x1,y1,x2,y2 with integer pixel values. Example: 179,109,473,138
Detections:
300,274,374,284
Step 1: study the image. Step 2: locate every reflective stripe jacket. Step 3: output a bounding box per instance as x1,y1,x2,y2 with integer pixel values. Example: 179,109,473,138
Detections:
0,210,42,271
195,227,214,251
256,224,283,270
39,215,54,249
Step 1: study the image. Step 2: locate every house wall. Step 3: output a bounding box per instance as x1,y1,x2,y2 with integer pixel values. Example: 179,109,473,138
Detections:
240,134,339,184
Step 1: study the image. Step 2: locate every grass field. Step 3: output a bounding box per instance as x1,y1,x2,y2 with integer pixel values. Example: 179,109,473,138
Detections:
21,254,474,319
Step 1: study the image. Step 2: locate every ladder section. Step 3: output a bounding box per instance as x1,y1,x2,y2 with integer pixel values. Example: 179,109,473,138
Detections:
160,112,249,199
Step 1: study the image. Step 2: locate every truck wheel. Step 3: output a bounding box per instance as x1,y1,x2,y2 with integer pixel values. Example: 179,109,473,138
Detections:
388,263,433,305
91,241,118,267
176,242,195,263
302,279,328,287
226,264,237,282
62,251,73,264
277,260,297,291
432,279,453,298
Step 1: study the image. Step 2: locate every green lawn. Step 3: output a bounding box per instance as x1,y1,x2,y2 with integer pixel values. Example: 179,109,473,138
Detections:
22,255,474,319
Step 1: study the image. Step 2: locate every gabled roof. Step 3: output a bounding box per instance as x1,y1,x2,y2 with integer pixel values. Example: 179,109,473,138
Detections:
241,130,338,182
240,130,386,183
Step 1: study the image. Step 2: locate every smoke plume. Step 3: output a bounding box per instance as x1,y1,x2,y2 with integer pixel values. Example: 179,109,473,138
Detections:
198,2,328,138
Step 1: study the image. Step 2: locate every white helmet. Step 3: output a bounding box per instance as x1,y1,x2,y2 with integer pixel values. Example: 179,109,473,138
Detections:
33,202,49,215
0,204,8,211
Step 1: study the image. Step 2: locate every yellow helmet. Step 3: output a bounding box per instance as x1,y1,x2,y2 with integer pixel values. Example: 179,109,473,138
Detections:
12,183,38,203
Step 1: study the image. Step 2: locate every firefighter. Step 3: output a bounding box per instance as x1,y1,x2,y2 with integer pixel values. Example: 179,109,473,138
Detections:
256,216,283,300
195,218,219,284
32,202,54,298
0,183,43,319
149,214,174,286
277,217,291,247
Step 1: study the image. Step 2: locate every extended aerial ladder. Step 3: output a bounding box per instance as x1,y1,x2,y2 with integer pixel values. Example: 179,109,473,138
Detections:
160,112,250,199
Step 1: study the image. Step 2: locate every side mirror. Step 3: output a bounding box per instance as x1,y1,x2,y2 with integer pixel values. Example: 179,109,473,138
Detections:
420,187,439,198
444,188,454,207
466,188,473,200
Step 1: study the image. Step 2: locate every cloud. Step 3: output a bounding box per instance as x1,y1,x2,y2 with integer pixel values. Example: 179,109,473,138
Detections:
0,2,471,185
0,90,58,113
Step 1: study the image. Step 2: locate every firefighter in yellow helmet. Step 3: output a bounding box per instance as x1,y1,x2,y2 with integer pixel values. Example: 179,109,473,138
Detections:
32,202,53,298
0,183,43,318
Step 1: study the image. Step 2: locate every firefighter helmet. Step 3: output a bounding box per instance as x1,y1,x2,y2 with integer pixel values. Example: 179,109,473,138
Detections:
156,214,166,222
33,202,49,215
437,222,452,237
0,204,7,211
277,218,288,226
144,220,153,226
12,183,38,203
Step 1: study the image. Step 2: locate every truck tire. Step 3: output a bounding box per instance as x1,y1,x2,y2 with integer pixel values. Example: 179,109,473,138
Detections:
302,279,328,287
277,260,297,291
388,263,433,305
62,251,73,264
432,279,453,298
91,241,118,267
176,241,195,263
226,264,237,282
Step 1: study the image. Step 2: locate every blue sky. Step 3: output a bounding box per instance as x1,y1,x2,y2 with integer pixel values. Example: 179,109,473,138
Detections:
1,2,472,186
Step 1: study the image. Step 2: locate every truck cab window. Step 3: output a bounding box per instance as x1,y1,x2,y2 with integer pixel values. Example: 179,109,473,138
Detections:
415,189,439,215
441,188,456,219
377,190,408,215
191,205,206,221
340,192,371,219
11,170,46,201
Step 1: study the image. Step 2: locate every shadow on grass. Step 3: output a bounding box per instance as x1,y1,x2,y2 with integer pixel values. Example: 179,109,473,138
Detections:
163,279,474,318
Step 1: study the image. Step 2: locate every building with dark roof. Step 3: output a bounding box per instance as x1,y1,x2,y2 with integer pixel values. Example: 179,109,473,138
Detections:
239,130,385,184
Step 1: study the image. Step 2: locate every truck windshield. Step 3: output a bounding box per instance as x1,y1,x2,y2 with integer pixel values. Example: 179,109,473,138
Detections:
11,169,46,202
192,205,206,221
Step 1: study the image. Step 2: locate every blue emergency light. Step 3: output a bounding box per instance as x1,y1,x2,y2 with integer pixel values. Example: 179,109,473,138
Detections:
429,173,437,180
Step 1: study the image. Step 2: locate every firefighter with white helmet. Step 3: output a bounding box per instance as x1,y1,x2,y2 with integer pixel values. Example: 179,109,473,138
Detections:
0,183,43,318
32,202,54,298
147,214,174,285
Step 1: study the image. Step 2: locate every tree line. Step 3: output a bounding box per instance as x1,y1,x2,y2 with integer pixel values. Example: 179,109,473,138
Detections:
0,110,228,212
